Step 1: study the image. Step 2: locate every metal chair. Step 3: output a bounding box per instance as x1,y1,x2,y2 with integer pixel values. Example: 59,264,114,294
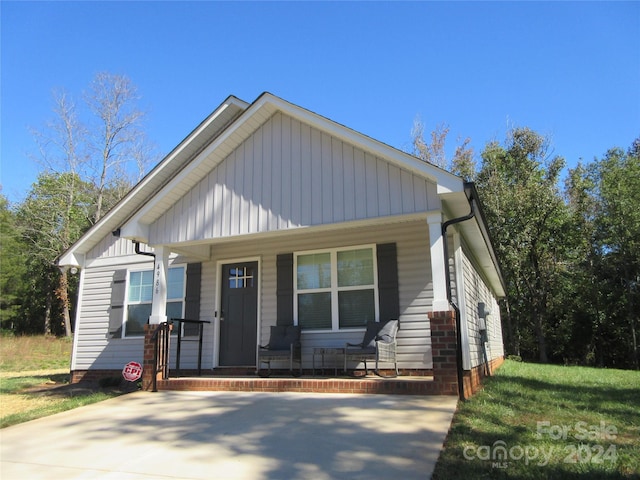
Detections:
257,325,302,377
344,319,399,377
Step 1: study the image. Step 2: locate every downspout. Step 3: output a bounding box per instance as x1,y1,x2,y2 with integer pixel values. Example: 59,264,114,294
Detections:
441,182,476,401
112,228,156,259
133,241,156,259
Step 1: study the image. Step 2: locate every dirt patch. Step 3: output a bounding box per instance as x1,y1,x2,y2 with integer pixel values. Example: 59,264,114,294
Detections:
21,379,139,398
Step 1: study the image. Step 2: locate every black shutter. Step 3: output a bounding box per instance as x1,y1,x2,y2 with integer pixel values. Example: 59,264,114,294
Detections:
377,243,399,321
276,253,294,326
183,263,202,336
108,269,127,338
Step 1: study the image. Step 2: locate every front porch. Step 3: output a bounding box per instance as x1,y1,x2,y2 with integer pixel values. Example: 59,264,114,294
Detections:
141,311,465,397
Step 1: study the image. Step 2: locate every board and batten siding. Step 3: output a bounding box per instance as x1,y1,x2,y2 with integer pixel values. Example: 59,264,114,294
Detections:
460,247,504,368
202,220,435,370
86,234,140,260
148,112,440,245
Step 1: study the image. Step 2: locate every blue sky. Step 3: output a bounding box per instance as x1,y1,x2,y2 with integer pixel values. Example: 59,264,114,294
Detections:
2,1,639,204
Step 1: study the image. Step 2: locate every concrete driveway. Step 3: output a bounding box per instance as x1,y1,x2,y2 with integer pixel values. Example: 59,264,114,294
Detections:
0,391,458,480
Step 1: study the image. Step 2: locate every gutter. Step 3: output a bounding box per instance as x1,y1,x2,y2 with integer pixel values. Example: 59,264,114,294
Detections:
441,181,477,401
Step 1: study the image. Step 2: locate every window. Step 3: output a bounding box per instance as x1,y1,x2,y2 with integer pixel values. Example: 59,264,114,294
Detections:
124,266,185,336
295,246,378,330
228,266,255,288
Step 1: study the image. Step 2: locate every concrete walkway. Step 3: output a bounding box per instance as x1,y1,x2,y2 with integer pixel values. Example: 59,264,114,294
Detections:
0,391,458,480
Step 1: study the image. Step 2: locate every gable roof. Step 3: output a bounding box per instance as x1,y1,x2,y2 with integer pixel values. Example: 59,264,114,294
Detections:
120,92,464,241
57,92,504,296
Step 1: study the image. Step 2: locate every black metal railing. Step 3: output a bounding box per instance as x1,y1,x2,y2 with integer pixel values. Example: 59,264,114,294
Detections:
152,321,172,392
171,318,211,377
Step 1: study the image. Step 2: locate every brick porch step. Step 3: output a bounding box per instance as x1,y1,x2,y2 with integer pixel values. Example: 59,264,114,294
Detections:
156,375,443,395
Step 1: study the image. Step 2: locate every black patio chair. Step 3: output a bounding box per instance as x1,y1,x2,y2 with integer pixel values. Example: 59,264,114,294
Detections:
344,319,399,377
257,325,302,377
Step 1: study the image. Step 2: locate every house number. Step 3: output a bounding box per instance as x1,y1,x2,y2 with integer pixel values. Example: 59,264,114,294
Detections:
155,263,161,294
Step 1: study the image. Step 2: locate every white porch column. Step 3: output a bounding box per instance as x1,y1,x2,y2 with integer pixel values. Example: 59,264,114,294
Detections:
149,246,169,325
427,213,451,311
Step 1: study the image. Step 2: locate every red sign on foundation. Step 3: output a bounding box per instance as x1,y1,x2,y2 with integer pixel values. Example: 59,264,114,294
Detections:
122,361,143,382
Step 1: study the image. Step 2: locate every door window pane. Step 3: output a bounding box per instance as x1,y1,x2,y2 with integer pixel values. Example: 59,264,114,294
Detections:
228,266,254,289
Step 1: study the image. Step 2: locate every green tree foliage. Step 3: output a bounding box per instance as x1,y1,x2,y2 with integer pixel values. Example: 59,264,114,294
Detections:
15,172,93,335
5,72,156,336
0,194,27,330
476,128,569,363
574,143,640,368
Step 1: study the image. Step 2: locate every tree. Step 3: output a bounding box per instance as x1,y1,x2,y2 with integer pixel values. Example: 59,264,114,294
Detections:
0,193,27,330
20,72,157,336
411,116,476,180
476,127,569,362
84,72,153,222
590,143,640,368
16,172,93,335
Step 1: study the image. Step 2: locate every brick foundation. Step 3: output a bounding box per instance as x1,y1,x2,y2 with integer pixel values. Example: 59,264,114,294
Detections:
429,310,505,398
429,310,460,396
70,369,123,384
463,355,505,396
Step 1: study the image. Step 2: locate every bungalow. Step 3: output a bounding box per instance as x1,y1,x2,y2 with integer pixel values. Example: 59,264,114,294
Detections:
57,92,505,398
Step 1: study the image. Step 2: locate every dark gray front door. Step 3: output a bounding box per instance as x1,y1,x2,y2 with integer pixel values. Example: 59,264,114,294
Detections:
219,262,258,366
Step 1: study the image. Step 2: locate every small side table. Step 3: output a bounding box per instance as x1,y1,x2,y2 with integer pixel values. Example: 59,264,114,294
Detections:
312,347,345,376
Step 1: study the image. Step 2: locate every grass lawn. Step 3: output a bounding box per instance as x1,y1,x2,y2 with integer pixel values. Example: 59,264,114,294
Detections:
433,360,640,479
0,335,130,428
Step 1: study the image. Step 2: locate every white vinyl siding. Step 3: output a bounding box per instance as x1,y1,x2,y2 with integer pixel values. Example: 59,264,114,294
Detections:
204,220,434,369
148,112,439,245
72,220,436,371
460,246,504,368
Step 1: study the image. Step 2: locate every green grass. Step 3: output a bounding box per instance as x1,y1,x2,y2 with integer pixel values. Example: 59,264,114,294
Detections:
0,335,127,428
0,334,73,371
433,360,640,479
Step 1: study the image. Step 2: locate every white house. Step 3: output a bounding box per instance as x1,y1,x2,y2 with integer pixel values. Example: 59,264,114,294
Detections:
57,92,505,397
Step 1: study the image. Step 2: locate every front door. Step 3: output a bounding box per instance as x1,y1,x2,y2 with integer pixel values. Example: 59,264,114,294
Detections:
219,261,258,366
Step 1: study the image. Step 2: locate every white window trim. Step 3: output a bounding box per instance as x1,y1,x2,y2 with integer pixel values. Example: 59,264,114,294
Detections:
123,264,186,338
293,244,379,332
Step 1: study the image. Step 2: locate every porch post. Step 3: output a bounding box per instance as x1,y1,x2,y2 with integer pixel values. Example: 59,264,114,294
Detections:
427,213,450,311
149,246,169,325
